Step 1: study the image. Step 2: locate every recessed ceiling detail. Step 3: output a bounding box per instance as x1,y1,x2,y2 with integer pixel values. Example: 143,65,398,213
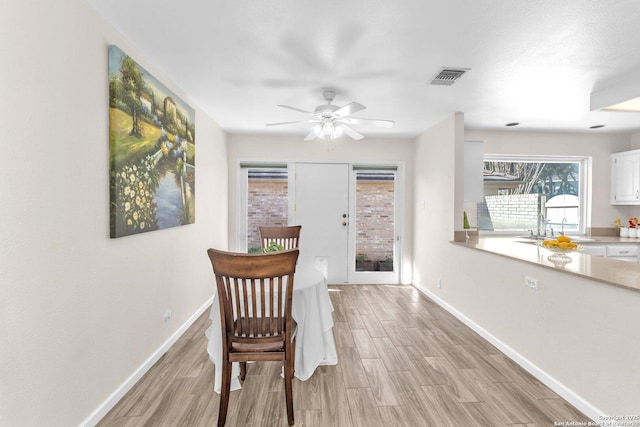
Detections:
590,72,640,113
429,68,470,86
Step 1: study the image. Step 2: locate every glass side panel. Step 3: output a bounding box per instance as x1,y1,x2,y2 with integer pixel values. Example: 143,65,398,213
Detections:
247,168,288,252
355,171,395,272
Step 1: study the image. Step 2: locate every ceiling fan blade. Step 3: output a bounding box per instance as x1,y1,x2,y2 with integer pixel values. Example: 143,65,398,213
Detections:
342,117,395,128
266,119,320,126
334,102,366,118
304,130,317,141
341,124,364,140
277,104,313,114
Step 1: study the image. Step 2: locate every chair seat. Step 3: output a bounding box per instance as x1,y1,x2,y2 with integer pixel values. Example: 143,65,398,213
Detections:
229,317,297,354
230,339,285,353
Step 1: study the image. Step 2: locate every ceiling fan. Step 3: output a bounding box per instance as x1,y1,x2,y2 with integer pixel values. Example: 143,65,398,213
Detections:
266,90,394,140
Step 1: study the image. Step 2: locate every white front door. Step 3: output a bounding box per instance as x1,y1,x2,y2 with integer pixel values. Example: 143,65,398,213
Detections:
294,163,350,283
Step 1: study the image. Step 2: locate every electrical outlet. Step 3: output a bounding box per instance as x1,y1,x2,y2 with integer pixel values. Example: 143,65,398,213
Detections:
437,278,442,289
525,276,539,290
163,310,172,328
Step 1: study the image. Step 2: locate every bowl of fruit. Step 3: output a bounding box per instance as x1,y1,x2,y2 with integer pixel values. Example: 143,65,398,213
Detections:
538,236,583,265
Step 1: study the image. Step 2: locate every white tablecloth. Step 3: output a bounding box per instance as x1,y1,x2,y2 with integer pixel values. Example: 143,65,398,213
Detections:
205,264,338,393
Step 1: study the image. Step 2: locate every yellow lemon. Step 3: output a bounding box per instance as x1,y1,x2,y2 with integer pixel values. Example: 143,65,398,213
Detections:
546,240,559,248
558,241,570,249
557,235,571,243
568,242,578,249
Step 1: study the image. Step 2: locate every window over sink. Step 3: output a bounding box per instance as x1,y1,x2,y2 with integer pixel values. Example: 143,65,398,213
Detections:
477,155,588,235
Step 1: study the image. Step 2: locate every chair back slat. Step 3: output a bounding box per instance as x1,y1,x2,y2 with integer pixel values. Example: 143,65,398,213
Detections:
250,279,257,335
277,277,284,332
259,226,302,251
259,279,266,334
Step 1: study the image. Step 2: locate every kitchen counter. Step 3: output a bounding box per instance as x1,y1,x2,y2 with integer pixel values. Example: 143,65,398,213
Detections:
537,235,640,244
452,235,640,293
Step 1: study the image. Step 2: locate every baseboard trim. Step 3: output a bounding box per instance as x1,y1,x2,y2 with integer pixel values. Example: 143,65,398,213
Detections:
80,297,213,427
411,281,604,423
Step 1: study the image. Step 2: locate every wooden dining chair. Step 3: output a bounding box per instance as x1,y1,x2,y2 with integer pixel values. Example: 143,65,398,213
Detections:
259,225,302,250
206,248,300,426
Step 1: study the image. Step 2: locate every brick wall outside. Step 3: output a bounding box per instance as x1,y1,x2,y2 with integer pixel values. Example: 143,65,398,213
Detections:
356,180,394,262
479,193,542,231
247,178,288,250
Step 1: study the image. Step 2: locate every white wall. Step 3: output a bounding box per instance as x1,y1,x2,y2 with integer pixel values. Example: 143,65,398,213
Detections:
414,122,640,418
412,113,465,295
226,134,415,284
0,1,228,426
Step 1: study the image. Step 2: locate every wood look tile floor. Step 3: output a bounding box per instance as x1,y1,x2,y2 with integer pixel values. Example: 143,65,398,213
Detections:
98,285,591,426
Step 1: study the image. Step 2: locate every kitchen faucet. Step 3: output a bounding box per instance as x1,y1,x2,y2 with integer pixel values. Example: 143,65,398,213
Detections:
537,213,545,237
560,218,567,235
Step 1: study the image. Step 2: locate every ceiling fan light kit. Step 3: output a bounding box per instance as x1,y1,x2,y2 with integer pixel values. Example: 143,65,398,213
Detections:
311,121,344,140
266,89,394,140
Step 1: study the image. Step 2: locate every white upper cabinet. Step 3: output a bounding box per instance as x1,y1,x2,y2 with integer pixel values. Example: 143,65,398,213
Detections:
611,149,640,204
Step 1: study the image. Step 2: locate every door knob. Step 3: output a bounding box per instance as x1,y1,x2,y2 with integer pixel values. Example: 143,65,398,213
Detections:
342,213,347,218
342,222,347,226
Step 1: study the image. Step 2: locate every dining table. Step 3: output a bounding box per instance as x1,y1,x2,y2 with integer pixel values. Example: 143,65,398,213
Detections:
205,263,338,393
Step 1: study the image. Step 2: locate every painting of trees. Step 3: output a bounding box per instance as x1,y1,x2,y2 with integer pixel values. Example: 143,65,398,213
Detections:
108,45,196,238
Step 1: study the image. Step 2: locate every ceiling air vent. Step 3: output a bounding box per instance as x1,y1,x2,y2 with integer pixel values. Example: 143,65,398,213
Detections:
429,68,470,86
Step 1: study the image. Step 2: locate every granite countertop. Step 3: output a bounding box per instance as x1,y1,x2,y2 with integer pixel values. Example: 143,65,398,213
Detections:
452,235,640,293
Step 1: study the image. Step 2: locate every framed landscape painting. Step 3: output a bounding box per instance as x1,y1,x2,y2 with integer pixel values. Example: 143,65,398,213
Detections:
108,45,195,238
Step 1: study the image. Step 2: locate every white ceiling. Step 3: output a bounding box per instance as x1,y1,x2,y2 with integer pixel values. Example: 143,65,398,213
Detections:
87,0,640,138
